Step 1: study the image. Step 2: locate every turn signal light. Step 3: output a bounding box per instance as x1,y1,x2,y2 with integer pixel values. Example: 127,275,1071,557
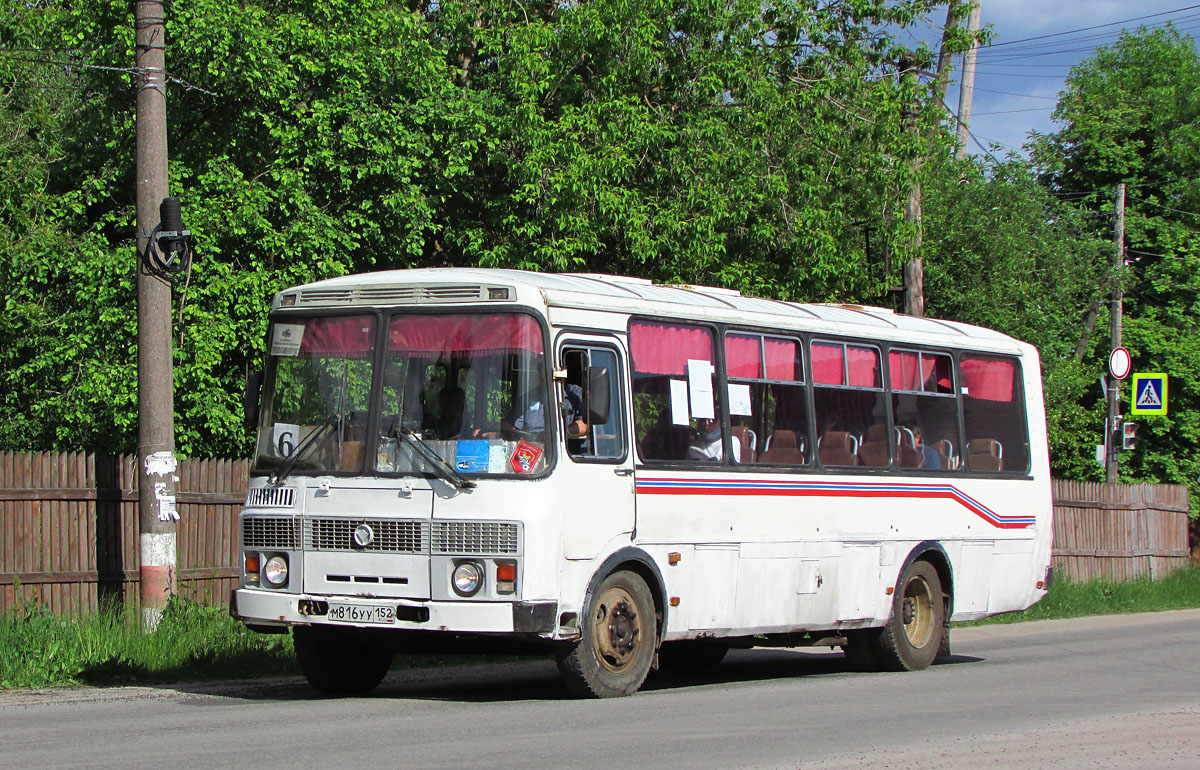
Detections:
495,562,516,595
244,553,261,585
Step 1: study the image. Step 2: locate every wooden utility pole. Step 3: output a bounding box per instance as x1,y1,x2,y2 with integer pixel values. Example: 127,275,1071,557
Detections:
899,54,924,317
135,0,178,630
955,1,982,159
933,0,963,104
1106,183,1126,484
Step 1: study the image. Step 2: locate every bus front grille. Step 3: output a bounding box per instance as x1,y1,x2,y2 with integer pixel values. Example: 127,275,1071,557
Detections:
304,518,427,553
242,516,301,549
431,521,520,555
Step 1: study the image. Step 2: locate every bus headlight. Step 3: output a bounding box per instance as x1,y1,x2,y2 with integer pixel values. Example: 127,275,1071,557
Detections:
263,555,289,587
452,562,483,596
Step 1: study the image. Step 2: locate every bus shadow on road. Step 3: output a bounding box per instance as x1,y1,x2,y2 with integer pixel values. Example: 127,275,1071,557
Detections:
170,649,984,705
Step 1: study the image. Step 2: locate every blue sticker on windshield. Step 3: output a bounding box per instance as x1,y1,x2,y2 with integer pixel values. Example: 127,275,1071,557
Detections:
455,440,490,472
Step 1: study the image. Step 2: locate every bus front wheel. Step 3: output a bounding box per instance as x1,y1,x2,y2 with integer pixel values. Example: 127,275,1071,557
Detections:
293,625,393,696
557,570,656,698
876,560,944,672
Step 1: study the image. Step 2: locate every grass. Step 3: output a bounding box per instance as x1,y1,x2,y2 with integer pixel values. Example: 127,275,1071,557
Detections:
0,595,298,690
3,567,1199,690
966,565,1200,625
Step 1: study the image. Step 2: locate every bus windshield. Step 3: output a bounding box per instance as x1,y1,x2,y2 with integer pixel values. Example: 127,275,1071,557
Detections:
253,311,551,478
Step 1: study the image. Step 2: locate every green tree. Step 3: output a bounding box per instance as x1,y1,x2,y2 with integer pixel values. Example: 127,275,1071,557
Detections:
922,152,1111,480
1031,26,1200,509
0,0,962,458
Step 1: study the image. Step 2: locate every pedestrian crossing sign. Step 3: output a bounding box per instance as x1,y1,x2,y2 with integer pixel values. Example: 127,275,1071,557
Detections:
1131,373,1168,415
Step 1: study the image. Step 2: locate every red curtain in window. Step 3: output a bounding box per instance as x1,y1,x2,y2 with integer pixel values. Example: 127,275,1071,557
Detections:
930,355,953,392
889,350,920,390
847,346,879,387
764,338,800,381
631,321,714,376
297,315,375,357
387,314,543,354
811,342,844,385
961,356,1015,401
725,334,762,378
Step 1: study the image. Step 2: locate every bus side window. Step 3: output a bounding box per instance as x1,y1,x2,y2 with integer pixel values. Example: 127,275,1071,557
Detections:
960,354,1029,473
563,347,625,461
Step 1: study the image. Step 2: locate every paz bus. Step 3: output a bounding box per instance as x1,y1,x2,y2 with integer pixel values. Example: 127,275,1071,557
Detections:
232,268,1053,698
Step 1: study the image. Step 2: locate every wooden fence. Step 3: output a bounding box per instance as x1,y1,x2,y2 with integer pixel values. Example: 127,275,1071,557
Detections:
0,452,247,616
0,452,1194,615
1051,479,1191,582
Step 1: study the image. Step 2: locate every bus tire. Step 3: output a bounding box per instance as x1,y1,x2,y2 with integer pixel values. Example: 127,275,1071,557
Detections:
841,629,883,671
557,570,656,698
876,560,944,672
293,625,392,696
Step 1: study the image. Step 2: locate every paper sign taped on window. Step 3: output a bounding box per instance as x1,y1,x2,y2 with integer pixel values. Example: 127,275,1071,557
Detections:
271,324,306,356
728,383,752,416
670,379,691,425
687,359,715,420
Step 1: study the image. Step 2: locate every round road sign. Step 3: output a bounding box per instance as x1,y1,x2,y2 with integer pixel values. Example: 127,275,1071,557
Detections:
1109,347,1132,380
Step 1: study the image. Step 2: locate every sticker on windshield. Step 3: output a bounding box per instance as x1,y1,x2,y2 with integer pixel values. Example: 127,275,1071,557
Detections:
271,324,305,357
510,440,543,474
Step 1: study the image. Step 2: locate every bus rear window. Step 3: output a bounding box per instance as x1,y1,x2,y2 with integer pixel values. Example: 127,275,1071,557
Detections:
960,354,1029,473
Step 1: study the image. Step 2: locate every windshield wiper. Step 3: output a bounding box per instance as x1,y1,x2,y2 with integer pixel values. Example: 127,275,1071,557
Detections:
393,428,475,490
270,413,338,484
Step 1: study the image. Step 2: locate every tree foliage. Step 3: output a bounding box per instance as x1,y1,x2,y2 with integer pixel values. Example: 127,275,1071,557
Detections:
1031,26,1200,508
0,0,952,456
0,0,1194,514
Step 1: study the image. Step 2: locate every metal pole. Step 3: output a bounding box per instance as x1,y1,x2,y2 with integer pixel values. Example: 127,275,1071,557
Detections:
1106,183,1125,484
135,0,177,630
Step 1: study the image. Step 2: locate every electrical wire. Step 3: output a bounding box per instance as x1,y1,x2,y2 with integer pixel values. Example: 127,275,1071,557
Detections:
982,4,1200,49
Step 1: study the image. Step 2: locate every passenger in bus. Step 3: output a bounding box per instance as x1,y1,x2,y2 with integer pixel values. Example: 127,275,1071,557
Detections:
687,418,741,462
904,423,942,470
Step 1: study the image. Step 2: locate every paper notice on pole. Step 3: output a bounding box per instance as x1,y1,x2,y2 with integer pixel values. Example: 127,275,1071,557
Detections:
271,324,305,357
687,359,715,419
670,379,691,425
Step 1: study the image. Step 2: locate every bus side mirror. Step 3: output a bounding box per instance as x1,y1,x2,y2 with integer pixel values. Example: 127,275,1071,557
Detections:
587,366,610,424
244,371,263,428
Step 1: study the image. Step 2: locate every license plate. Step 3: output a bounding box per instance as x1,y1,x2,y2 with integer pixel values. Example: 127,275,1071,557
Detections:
325,602,395,625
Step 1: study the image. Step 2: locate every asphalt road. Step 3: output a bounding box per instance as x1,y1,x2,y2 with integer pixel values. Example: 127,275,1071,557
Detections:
2,610,1198,770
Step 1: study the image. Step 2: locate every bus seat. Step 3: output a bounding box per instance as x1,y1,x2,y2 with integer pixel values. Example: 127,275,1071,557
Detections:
897,427,923,468
931,439,955,470
818,430,858,467
858,424,889,467
759,429,805,464
731,425,757,463
967,438,1003,471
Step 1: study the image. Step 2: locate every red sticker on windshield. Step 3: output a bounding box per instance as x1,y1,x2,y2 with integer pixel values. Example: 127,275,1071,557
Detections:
510,440,543,474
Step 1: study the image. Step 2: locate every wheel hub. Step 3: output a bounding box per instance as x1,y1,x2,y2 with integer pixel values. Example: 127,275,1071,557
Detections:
592,586,643,670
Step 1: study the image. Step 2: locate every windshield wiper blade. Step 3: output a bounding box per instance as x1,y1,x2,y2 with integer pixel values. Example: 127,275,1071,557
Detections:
270,413,338,484
395,428,475,490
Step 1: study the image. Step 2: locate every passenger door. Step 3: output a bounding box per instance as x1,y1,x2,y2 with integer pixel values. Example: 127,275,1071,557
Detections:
558,338,635,560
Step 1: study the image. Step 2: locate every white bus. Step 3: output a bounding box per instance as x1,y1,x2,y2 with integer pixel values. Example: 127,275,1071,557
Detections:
233,268,1053,698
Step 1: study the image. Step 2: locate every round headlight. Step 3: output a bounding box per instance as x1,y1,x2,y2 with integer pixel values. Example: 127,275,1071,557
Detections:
263,555,289,587
452,562,483,596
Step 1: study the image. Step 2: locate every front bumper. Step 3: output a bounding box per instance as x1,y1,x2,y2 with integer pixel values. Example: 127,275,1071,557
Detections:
233,588,557,635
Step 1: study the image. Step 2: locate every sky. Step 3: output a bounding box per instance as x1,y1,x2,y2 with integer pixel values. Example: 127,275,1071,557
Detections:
901,1,1200,157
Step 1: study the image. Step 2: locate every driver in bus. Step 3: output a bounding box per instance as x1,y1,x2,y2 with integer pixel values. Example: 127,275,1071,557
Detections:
476,384,587,442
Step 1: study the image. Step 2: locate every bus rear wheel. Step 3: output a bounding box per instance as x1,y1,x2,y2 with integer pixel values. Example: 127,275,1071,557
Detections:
876,560,944,672
557,570,656,698
293,625,393,696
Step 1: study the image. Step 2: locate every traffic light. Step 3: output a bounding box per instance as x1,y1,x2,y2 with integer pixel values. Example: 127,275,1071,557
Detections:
1121,421,1139,451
